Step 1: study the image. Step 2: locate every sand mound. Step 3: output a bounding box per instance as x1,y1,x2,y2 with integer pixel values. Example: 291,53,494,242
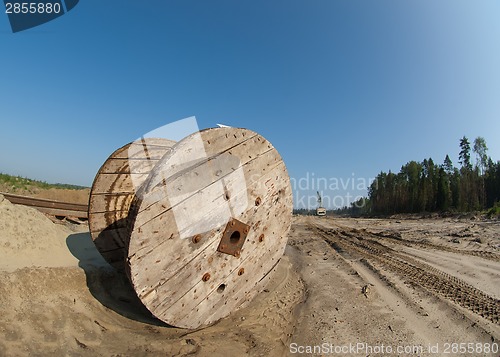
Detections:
0,196,303,355
0,194,79,271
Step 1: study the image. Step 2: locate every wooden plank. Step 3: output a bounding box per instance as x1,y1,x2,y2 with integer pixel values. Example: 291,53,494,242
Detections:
35,207,88,219
98,158,161,175
2,193,88,212
89,211,129,233
112,139,176,160
90,173,149,195
126,127,293,328
1,193,88,218
89,192,134,213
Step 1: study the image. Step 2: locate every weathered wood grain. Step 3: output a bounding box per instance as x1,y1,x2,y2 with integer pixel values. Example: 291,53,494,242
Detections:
127,128,293,328
88,138,175,270
128,152,286,286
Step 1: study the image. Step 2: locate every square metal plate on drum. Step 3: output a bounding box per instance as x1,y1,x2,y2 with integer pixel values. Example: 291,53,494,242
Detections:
217,218,250,257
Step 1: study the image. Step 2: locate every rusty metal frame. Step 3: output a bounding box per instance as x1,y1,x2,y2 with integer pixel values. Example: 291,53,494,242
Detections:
217,218,250,257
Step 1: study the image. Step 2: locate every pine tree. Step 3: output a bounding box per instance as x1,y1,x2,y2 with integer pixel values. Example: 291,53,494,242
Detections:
459,136,472,171
443,155,454,175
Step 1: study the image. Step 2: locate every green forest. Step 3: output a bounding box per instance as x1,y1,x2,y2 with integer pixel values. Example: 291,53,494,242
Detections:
338,136,500,217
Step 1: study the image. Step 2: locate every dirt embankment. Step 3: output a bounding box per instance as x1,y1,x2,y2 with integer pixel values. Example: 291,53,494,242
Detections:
0,181,90,205
31,188,90,205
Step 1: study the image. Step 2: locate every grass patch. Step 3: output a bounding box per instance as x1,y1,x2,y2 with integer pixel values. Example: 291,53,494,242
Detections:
0,173,88,191
486,202,500,218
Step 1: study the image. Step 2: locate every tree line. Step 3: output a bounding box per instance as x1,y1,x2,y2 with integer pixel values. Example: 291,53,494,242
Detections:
339,136,500,216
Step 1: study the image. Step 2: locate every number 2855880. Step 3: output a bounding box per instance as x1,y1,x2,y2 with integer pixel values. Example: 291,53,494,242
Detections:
5,2,62,14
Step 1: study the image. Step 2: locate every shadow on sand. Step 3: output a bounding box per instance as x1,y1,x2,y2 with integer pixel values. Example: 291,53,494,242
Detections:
66,231,169,327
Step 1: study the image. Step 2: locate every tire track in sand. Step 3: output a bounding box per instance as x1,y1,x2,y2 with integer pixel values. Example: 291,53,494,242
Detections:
310,221,500,325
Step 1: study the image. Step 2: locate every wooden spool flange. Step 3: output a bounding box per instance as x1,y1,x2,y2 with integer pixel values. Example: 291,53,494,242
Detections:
88,138,176,269
126,127,293,328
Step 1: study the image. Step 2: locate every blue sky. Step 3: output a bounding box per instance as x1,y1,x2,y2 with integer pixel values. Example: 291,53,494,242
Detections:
1,1,499,208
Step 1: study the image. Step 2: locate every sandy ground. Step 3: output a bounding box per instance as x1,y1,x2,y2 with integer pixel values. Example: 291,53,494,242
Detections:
288,216,499,357
1,196,499,356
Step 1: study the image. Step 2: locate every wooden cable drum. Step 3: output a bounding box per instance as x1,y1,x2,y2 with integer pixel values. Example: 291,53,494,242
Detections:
88,127,293,329
88,138,176,270
126,127,293,328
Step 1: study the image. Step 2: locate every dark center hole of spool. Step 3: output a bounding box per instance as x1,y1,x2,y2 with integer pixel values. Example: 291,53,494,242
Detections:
230,231,241,244
217,284,226,293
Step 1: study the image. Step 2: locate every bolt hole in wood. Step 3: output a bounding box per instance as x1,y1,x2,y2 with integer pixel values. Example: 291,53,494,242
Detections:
202,273,211,282
217,284,226,293
238,268,245,276
230,231,241,244
255,197,261,206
